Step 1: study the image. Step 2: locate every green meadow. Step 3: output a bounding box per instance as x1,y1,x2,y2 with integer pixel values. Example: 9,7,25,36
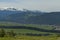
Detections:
0,22,59,40
0,35,60,40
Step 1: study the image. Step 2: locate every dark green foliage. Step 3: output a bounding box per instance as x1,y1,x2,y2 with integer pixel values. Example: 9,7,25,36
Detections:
56,33,60,37
0,29,16,37
6,30,16,37
0,29,5,37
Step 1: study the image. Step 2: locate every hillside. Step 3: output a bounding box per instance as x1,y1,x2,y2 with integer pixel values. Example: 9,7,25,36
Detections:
0,22,56,35
0,22,55,30
0,8,60,25
6,11,60,25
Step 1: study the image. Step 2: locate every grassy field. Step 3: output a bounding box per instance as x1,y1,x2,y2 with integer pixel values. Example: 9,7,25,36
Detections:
3,28,48,34
0,35,60,40
0,22,55,30
0,22,58,40
0,22,56,36
0,28,58,40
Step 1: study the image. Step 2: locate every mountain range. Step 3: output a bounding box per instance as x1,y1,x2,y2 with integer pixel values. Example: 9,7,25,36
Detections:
0,8,60,25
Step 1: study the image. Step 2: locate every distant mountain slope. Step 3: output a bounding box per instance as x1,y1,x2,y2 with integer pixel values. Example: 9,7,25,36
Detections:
7,12,60,25
0,8,60,25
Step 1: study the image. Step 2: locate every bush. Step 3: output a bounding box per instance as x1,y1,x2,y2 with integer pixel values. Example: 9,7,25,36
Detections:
56,33,60,37
7,30,16,37
0,29,5,37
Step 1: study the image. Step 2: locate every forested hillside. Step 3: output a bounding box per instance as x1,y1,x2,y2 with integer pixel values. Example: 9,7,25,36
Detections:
0,8,60,25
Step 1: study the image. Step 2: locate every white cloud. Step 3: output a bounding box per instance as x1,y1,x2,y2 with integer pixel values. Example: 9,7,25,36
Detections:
0,0,60,12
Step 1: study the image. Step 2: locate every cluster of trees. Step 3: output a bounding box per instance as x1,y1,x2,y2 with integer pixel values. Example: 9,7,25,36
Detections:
0,29,16,37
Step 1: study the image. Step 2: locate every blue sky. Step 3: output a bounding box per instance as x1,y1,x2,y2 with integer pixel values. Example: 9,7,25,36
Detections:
0,0,60,12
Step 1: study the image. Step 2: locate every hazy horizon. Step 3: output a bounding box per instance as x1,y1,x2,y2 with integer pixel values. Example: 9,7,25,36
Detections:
0,0,60,12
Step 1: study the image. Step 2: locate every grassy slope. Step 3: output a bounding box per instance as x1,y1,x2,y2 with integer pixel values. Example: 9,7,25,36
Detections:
0,22,55,34
0,35,59,40
0,22,58,40
4,29,47,34
0,22,55,30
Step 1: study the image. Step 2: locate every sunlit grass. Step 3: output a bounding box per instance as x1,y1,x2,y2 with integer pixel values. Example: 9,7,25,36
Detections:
0,35,59,40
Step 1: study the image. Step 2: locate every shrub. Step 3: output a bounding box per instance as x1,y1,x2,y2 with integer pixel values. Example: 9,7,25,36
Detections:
0,28,5,37
7,30,16,37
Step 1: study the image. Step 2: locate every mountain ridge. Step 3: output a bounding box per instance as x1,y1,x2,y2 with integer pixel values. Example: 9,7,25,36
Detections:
0,8,60,25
